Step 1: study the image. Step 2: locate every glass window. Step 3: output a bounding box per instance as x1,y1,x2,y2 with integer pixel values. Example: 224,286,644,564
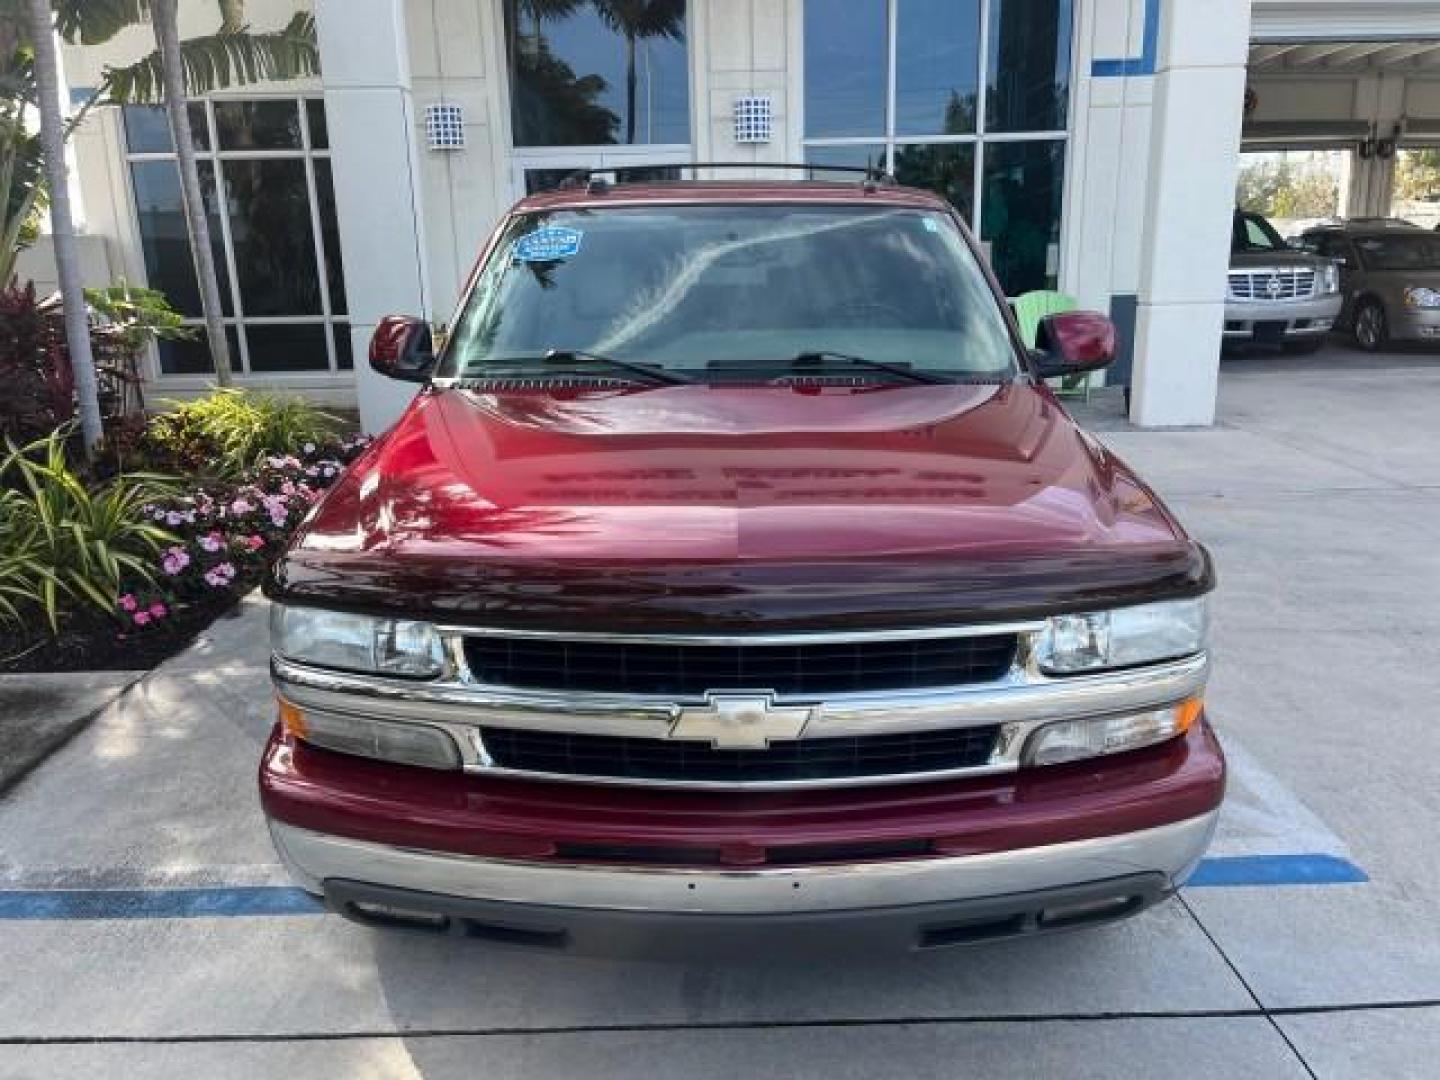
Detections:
803,0,887,138
986,0,1073,133
503,0,690,147
445,205,1017,379
333,324,353,370
1354,234,1440,271
129,160,232,318
1232,211,1286,253
895,0,980,137
122,103,210,153
305,98,329,149
895,143,976,223
126,98,346,376
246,324,330,372
222,159,322,317
157,326,240,376
804,143,887,179
214,100,302,150
981,140,1065,294
803,1,1074,295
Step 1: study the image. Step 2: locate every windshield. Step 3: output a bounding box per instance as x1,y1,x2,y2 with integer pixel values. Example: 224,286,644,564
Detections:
1232,212,1287,253
441,205,1018,381
1353,233,1440,271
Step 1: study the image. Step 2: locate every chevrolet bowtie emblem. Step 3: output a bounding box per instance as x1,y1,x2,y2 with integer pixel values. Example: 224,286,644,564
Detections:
670,693,813,750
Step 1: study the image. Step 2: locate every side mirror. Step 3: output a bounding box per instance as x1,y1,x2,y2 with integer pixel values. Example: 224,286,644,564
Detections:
369,315,435,382
1030,311,1116,380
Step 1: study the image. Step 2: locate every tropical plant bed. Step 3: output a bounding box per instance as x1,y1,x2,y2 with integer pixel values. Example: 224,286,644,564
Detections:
1,429,372,675
0,588,251,673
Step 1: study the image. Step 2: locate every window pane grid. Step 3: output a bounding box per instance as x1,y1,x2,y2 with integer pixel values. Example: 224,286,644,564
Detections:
802,0,1073,295
122,96,348,378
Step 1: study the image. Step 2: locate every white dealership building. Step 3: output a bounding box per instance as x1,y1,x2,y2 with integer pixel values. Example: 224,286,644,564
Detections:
35,0,1440,431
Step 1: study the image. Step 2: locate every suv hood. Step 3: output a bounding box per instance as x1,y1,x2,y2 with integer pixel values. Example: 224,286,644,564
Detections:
269,384,1210,631
1230,249,1323,270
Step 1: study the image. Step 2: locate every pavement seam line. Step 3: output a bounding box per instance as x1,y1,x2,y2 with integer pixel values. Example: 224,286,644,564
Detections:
3,1001,1440,1046
1179,893,1319,1080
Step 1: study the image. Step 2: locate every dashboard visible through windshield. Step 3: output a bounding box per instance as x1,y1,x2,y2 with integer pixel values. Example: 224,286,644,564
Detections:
441,204,1018,384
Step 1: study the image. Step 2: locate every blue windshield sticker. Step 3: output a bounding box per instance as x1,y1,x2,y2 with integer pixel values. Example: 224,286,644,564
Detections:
513,226,584,262
922,217,939,233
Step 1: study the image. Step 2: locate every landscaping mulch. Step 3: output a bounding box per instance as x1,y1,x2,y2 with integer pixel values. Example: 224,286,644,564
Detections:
0,576,257,673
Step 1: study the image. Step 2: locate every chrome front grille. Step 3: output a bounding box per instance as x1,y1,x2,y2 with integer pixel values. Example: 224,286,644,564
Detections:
462,632,1018,696
1228,268,1316,301
478,725,1002,783
272,623,1212,791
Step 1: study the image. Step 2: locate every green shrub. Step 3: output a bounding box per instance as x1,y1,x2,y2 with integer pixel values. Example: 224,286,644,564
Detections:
147,388,341,477
0,430,175,632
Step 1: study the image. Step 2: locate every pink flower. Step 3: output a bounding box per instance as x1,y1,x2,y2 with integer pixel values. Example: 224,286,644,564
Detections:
203,562,237,588
199,531,224,553
118,594,139,613
242,535,265,551
161,547,191,575
133,611,151,626
230,498,254,515
148,602,168,618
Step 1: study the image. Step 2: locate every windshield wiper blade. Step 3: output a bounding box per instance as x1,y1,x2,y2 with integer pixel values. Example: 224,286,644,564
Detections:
543,349,691,385
460,351,691,386
789,350,952,385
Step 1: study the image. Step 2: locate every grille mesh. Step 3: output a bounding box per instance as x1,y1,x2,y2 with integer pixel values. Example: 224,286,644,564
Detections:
479,725,1002,783
462,634,1018,695
1228,269,1316,300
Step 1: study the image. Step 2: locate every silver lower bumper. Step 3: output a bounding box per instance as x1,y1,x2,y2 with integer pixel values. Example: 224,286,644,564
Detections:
269,811,1219,917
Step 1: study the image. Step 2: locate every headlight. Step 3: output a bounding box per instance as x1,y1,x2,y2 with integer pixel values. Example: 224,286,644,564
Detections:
1034,597,1208,675
1024,699,1204,766
279,698,460,769
1321,264,1340,295
1403,286,1440,309
271,605,445,678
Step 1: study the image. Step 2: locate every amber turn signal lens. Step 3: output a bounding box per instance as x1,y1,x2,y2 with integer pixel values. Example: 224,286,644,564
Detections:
278,697,308,739
1176,697,1204,733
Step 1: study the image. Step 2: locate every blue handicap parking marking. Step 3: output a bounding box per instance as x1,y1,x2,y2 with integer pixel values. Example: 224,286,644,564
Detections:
0,853,1369,920
0,886,324,920
1185,853,1369,888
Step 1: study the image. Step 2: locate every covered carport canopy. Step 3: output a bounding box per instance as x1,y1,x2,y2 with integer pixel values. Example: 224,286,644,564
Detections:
1126,2,1440,428
1243,4,1440,227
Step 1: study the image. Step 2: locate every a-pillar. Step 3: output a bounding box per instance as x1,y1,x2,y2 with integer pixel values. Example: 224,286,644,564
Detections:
1129,1,1251,427
314,0,433,433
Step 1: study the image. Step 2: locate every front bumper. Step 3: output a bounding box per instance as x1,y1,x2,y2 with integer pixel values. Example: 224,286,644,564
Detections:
1390,306,1440,342
1224,293,1342,340
262,719,1225,953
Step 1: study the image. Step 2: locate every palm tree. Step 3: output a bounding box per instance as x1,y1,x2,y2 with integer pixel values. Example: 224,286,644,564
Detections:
54,0,320,386
1,12,45,287
591,0,684,145
21,0,101,452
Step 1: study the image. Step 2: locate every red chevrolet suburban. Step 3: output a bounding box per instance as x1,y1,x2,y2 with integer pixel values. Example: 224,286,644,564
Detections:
260,170,1222,954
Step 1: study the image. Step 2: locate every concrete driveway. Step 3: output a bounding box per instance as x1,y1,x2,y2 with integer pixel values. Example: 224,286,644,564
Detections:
3,344,1438,1078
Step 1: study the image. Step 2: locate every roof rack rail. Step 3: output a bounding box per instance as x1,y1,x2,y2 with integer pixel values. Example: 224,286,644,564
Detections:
553,162,898,194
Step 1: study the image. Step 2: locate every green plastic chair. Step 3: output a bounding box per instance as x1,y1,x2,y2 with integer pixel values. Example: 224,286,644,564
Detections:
1012,290,1091,400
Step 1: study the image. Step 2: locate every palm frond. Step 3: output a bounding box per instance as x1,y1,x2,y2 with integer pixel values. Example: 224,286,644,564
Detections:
53,0,151,46
102,13,319,105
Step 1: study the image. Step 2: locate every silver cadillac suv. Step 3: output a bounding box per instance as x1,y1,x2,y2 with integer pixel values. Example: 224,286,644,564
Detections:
1225,210,1342,352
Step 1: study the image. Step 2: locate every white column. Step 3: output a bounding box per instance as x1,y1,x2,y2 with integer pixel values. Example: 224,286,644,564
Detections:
314,0,433,433
1129,0,1251,427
